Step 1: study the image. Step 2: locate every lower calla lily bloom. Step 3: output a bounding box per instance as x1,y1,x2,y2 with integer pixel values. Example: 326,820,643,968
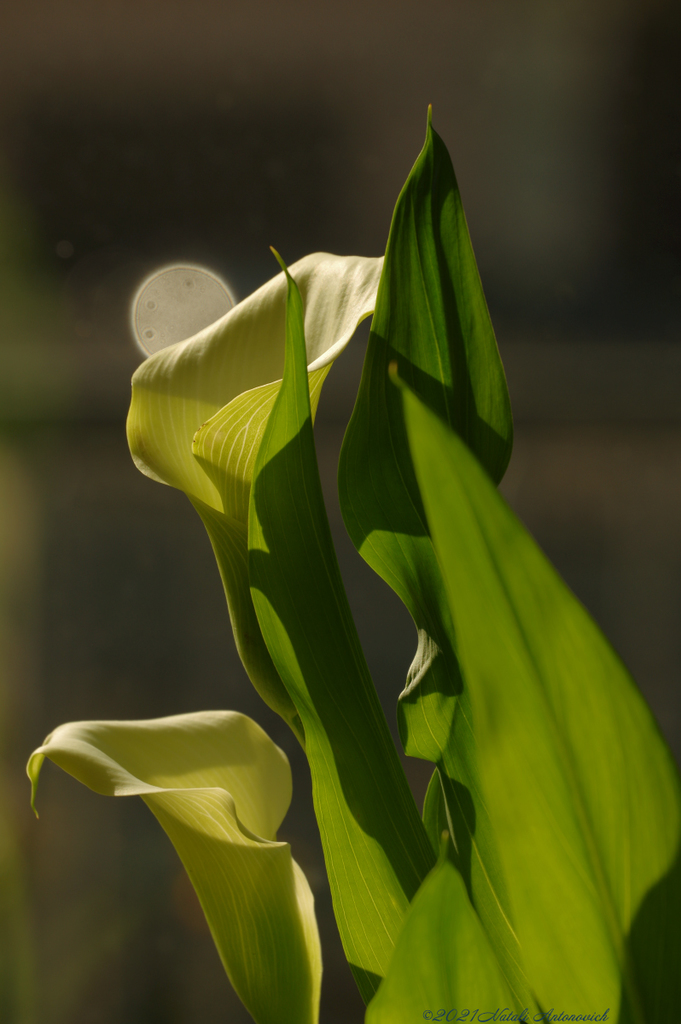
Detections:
27,710,321,1024
126,254,382,740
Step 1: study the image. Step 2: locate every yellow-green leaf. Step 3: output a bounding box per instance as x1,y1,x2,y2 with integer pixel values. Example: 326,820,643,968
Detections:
28,710,321,1024
366,840,516,1024
401,384,681,1020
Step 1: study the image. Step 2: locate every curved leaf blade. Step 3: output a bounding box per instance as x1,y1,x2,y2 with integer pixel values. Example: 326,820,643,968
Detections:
338,114,527,1001
28,711,321,1024
248,255,435,1001
366,840,516,1024
402,384,681,1019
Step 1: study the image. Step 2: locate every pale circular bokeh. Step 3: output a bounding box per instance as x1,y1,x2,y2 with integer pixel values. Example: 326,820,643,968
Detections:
131,264,235,355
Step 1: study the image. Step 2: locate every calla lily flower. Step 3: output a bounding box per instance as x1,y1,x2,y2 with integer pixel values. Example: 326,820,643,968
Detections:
27,710,321,1024
126,254,382,739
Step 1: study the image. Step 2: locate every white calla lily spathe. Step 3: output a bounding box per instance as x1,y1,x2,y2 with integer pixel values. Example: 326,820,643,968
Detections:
28,710,321,1024
127,252,382,512
126,253,383,736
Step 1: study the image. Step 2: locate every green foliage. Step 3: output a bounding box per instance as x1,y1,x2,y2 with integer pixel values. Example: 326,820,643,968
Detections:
248,252,434,1000
28,110,681,1024
398,382,681,1020
366,838,515,1024
338,110,529,1003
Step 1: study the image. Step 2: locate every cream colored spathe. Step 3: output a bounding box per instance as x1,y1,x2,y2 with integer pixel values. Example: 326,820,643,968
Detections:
28,710,321,1024
126,253,383,736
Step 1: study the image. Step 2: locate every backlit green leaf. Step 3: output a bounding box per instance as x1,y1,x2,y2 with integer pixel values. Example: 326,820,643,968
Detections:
338,113,528,1001
28,711,321,1024
248,254,435,1002
402,384,681,1021
127,253,382,737
366,839,516,1024
421,768,448,857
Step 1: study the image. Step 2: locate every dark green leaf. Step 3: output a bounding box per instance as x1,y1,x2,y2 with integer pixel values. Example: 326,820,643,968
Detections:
338,112,528,1002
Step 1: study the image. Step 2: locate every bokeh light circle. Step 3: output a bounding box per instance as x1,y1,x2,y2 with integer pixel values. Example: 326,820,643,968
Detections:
131,264,235,355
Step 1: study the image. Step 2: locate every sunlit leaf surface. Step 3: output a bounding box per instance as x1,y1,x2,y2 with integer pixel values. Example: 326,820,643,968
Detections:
402,385,681,1021
28,711,321,1024
249,256,434,1002
366,840,515,1024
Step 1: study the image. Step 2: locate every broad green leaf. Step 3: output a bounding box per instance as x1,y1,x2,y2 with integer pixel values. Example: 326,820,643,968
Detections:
402,383,681,1021
27,710,321,1024
248,255,435,1002
366,839,516,1024
127,253,382,736
338,113,528,1001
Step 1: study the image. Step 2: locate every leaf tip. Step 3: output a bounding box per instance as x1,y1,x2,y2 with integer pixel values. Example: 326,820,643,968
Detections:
270,246,288,276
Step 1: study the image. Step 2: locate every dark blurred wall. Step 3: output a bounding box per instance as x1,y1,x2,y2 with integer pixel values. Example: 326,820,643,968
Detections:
0,1,679,1022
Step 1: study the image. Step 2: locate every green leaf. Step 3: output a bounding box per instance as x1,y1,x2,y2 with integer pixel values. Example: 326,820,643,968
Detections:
366,838,516,1024
248,254,435,1002
421,767,448,857
127,253,382,736
27,711,321,1024
401,383,681,1021
338,113,528,1002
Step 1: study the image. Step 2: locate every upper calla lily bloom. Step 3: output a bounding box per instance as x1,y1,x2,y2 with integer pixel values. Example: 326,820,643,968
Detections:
127,253,383,738
28,710,321,1024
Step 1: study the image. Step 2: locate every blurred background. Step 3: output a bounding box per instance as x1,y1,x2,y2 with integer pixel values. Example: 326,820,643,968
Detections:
0,0,680,1020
